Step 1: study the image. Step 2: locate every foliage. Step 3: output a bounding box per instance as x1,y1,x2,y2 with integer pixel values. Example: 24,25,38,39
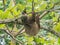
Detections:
0,0,60,45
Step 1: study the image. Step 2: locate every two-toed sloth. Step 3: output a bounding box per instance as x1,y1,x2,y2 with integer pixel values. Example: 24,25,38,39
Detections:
21,9,40,36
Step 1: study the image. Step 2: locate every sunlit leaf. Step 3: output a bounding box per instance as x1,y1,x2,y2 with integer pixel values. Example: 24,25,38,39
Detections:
34,37,41,44
17,3,25,12
58,38,60,44
25,36,33,44
9,0,15,8
53,22,60,32
36,1,47,11
49,3,54,9
0,24,5,28
53,17,57,22
26,0,32,3
3,0,7,5
50,12,55,17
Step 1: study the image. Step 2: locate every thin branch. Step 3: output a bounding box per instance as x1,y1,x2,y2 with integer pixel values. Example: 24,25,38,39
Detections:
15,26,24,37
11,0,16,7
0,17,22,24
13,0,16,5
0,28,24,45
10,21,17,33
40,26,60,37
39,1,60,19
5,24,11,33
32,0,34,12
0,19,15,24
39,11,49,19
0,0,60,24
27,1,60,19
3,0,6,10
39,9,58,19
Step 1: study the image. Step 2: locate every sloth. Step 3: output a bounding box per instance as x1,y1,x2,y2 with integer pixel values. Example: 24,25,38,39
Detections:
21,13,40,36
21,9,40,36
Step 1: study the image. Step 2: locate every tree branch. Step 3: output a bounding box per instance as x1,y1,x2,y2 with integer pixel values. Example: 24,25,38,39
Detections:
3,0,6,10
39,1,60,19
32,0,34,12
0,28,24,45
39,11,49,19
0,0,60,24
5,24,11,33
15,26,24,37
0,17,22,24
40,26,60,37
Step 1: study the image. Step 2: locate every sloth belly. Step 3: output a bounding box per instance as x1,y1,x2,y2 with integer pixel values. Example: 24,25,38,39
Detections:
25,22,40,36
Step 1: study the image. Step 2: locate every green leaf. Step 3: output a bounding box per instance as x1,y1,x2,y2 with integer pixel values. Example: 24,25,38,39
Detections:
49,3,54,9
27,44,32,45
58,38,60,44
0,10,3,19
50,0,60,3
53,22,60,32
50,12,55,17
53,17,57,22
0,24,5,28
34,37,41,44
7,13,14,19
8,0,15,9
2,10,10,19
9,5,21,17
4,0,7,5
0,10,3,14
25,36,33,44
17,3,25,12
37,1,47,11
27,0,32,3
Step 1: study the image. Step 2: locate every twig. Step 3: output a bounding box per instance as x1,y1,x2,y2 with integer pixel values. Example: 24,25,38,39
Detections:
13,0,16,5
5,24,11,33
32,0,34,12
3,0,6,10
10,21,17,33
40,26,60,37
0,28,24,45
39,11,49,19
0,17,22,24
15,26,24,37
39,1,60,19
